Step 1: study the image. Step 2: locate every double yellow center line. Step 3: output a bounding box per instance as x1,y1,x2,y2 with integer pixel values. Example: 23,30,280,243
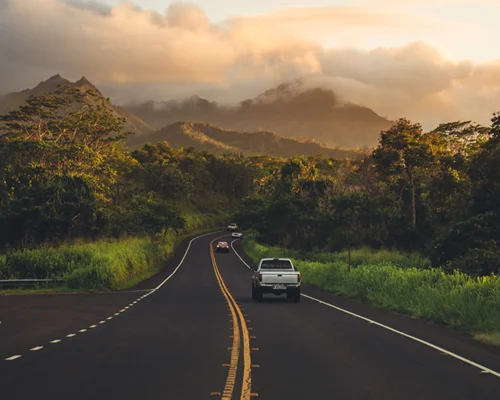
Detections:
210,237,252,400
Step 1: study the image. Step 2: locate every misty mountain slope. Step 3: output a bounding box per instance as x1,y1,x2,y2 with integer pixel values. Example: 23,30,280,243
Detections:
125,80,394,149
127,121,359,158
0,75,155,137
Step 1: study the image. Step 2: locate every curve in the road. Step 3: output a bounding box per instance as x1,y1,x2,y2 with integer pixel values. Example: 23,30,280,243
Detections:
229,239,500,379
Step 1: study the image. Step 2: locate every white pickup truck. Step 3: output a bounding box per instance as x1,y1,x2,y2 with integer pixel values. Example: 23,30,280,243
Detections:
251,258,301,302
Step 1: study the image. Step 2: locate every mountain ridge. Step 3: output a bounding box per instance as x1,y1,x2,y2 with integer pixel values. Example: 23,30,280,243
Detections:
0,75,155,137
0,74,383,157
126,121,360,159
125,79,393,149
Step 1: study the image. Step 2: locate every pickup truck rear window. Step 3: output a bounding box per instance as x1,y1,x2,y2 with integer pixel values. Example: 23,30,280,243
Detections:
261,260,293,269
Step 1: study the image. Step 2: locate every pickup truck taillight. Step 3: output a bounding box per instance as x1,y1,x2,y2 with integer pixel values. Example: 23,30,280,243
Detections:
297,273,301,283
258,273,262,282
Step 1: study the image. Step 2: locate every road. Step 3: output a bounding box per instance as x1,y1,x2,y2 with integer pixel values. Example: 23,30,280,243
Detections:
1,230,500,399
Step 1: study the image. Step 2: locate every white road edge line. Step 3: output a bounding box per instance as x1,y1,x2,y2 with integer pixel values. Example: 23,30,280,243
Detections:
229,239,500,379
50,339,61,344
79,329,87,333
2,231,223,363
153,230,224,291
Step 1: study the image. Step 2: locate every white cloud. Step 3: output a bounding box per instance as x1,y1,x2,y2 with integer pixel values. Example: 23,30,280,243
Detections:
0,0,499,127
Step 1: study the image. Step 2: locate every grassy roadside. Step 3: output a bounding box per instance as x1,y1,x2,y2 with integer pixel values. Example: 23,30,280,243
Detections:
0,212,227,294
242,236,500,347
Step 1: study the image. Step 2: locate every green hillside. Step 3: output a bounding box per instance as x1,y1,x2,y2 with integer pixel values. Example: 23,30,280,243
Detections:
127,121,360,158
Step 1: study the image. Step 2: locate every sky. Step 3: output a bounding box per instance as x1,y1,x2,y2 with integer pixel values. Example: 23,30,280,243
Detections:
96,0,500,62
0,0,499,128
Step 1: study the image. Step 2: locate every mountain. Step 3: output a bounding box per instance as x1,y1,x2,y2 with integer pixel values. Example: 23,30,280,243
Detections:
0,75,155,137
125,79,393,149
126,121,360,158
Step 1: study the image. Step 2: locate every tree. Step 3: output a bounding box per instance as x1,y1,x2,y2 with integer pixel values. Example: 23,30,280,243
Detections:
0,86,134,247
372,119,431,227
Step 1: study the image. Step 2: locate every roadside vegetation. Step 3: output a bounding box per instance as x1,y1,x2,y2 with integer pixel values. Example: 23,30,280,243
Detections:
243,237,500,343
0,87,251,290
234,114,500,345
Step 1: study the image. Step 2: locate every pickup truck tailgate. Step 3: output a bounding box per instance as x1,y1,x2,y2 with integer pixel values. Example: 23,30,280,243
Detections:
261,271,298,284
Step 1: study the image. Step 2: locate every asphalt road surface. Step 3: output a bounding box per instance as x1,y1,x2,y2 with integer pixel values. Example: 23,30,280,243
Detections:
1,231,500,399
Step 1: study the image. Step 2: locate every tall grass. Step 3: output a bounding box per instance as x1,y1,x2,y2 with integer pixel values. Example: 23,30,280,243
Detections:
0,232,174,290
243,238,500,335
308,247,430,270
0,209,229,290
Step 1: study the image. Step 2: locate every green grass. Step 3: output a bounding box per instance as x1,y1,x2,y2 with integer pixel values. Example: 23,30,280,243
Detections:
0,209,229,292
0,234,176,290
474,332,500,347
307,247,430,269
242,236,500,344
260,244,430,270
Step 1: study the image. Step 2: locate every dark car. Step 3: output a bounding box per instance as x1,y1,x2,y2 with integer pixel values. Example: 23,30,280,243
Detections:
216,241,230,253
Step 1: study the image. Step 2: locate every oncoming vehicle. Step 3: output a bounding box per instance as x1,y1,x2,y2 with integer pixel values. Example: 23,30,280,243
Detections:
216,241,230,253
231,231,243,239
227,223,238,232
252,258,301,302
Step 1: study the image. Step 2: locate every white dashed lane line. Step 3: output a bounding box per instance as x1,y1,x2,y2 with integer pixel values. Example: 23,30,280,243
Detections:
5,355,22,361
1,230,222,363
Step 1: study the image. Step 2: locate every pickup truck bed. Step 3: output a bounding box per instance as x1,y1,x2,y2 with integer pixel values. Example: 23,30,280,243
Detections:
252,258,301,302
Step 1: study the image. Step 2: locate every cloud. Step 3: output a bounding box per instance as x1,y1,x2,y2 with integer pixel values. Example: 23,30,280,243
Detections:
62,0,111,16
0,0,499,128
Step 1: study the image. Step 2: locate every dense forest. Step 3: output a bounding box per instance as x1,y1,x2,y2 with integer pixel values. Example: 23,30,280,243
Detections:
1,86,499,282
236,115,500,276
0,87,255,249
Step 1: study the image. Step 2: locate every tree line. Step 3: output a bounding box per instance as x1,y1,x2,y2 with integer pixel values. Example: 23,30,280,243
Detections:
236,115,500,276
0,87,255,249
1,86,499,276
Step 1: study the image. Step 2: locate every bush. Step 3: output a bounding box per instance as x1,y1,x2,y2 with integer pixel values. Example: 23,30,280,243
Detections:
0,233,175,289
304,247,430,270
0,210,228,290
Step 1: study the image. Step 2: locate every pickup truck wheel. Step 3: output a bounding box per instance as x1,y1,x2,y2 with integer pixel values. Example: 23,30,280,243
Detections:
254,287,263,302
251,285,256,300
293,288,301,303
